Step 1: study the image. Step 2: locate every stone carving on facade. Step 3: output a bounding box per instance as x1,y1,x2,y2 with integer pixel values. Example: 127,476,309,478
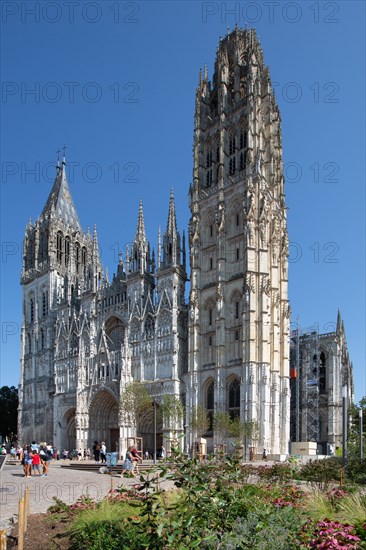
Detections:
215,202,225,233
261,275,270,296
216,282,224,312
244,216,255,247
249,365,255,384
259,219,267,247
243,192,253,217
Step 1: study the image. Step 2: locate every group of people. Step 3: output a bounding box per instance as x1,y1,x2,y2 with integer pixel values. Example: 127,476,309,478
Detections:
92,440,107,463
20,441,53,477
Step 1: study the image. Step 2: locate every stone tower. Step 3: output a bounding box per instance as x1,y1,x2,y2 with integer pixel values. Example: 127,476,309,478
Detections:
186,28,290,456
19,157,102,445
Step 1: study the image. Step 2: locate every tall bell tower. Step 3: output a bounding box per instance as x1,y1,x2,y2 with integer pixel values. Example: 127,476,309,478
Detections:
187,28,290,456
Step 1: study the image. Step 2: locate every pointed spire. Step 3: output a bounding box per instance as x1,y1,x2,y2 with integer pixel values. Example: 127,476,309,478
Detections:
157,226,161,269
41,148,81,230
167,189,178,235
130,200,150,275
203,64,208,81
161,190,180,268
135,199,147,243
182,230,186,270
151,248,156,273
56,149,61,174
336,308,342,333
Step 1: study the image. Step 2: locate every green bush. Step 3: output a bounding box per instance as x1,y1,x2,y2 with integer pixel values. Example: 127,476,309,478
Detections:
297,457,343,490
346,457,366,485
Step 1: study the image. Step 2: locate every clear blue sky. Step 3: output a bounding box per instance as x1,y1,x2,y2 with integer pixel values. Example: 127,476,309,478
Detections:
1,1,365,402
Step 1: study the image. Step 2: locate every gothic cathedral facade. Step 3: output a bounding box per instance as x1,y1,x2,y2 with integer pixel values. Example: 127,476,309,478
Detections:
19,28,290,456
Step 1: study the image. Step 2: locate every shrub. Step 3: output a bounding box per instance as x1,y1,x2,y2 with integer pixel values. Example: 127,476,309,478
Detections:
297,457,343,490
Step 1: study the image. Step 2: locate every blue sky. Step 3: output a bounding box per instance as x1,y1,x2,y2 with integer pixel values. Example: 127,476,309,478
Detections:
1,1,365,402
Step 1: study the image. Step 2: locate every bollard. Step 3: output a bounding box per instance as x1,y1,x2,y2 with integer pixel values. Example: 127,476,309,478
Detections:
18,497,25,550
24,487,30,531
0,529,7,550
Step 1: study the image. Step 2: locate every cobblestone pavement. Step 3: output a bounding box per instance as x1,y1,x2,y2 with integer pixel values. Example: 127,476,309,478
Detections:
0,459,171,533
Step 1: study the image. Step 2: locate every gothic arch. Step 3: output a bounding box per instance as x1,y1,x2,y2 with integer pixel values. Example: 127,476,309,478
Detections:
203,209,216,243
227,376,241,419
228,197,243,236
144,314,155,340
105,315,125,351
88,389,119,451
60,407,76,451
204,378,215,432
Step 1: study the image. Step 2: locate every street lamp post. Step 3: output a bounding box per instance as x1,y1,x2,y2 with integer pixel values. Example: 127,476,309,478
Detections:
342,385,347,469
153,399,157,465
360,408,363,461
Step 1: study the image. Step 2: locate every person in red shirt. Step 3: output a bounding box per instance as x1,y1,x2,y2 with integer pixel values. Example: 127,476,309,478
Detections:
32,452,41,476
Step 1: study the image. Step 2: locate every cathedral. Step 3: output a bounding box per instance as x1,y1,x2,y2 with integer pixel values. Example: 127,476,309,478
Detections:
19,28,291,457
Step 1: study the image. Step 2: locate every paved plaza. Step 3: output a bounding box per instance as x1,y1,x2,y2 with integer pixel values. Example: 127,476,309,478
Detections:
0,459,165,533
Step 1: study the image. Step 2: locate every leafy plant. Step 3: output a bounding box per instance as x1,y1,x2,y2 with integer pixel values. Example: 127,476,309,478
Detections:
297,457,343,490
189,404,209,437
119,381,152,428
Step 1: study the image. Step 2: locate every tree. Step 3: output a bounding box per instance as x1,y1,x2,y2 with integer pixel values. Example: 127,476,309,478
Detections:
0,386,18,441
119,381,152,428
348,397,366,459
213,412,234,444
189,405,209,437
159,394,184,428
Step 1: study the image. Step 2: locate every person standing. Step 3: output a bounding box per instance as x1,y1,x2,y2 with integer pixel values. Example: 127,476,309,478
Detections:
32,452,41,476
100,442,107,463
120,446,134,477
93,440,101,462
130,445,142,473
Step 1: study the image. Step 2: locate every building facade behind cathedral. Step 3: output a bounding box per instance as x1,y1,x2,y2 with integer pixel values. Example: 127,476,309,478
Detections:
18,28,352,457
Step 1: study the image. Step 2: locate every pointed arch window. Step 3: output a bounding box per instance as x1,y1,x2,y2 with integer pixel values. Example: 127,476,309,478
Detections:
206,381,214,432
42,291,48,317
228,379,240,419
145,316,155,339
82,247,87,277
30,298,34,323
235,301,239,319
206,143,213,187
75,242,80,274
229,133,236,155
240,127,247,150
229,157,236,176
228,132,236,176
239,126,247,171
56,231,63,264
27,333,32,354
64,236,70,267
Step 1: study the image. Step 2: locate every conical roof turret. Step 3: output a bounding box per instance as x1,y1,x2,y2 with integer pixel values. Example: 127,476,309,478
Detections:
41,154,81,230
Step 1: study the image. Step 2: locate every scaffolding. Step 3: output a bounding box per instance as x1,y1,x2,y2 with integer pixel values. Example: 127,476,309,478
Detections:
302,330,320,443
290,326,301,442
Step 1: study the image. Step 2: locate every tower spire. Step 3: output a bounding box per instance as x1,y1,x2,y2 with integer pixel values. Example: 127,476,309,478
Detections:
41,148,81,230
162,189,180,267
135,199,146,243
130,200,149,274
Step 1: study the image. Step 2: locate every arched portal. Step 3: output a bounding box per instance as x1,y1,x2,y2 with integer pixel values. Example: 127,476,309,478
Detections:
89,390,119,452
60,408,76,451
138,405,163,457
